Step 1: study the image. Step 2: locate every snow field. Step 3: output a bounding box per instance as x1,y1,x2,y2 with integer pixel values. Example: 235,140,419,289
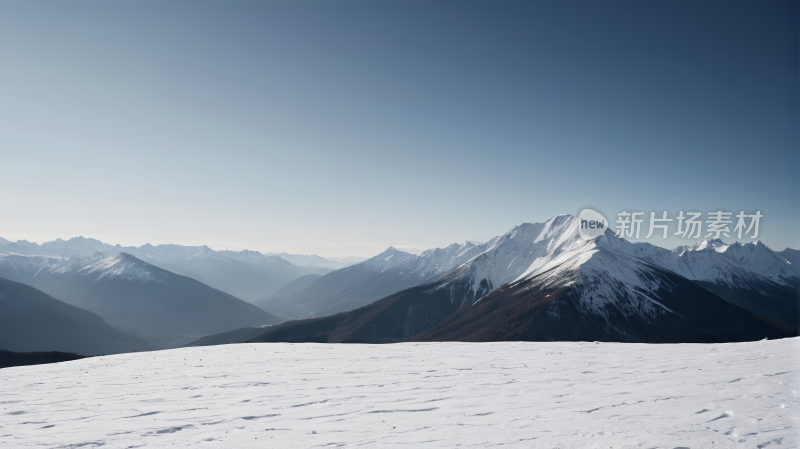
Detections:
1,338,798,448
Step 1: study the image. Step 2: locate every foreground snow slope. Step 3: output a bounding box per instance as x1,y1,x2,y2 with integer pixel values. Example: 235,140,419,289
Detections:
2,340,797,448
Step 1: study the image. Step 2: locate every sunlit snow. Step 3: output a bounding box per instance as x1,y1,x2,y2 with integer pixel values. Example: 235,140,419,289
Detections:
2,339,797,448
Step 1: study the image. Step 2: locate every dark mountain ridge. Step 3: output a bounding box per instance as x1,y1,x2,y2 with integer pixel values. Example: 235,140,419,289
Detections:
0,276,151,355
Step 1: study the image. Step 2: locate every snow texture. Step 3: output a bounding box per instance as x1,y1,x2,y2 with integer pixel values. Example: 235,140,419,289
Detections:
1,339,797,448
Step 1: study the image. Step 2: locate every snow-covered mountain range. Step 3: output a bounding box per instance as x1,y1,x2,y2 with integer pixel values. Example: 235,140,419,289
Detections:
420,215,798,327
258,215,798,326
3,214,796,347
0,237,361,269
0,237,363,301
247,214,797,344
410,216,795,342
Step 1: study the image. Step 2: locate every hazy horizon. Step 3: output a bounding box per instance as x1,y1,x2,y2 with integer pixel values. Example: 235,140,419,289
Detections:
2,209,796,260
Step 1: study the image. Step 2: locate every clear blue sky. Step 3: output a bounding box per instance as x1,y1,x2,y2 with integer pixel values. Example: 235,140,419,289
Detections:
1,0,797,256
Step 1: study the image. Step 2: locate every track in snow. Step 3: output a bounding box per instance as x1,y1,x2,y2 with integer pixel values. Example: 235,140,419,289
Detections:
1,339,798,448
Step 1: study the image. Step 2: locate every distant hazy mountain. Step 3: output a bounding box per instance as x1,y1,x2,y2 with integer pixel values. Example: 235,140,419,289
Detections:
254,274,322,317
132,248,328,302
0,253,283,348
0,237,348,300
256,238,508,318
329,255,371,265
268,253,359,270
258,247,419,318
0,240,53,256
0,276,151,355
248,215,794,344
271,274,323,296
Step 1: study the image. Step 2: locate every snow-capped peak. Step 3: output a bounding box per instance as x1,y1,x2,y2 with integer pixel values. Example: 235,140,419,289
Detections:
688,239,729,253
66,252,166,283
419,213,799,312
358,247,417,273
0,252,168,284
425,215,594,304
